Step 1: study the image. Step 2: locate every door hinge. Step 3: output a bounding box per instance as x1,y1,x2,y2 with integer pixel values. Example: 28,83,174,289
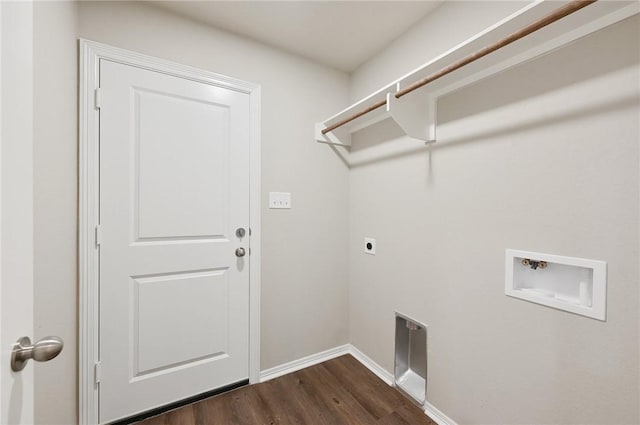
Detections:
95,224,102,247
94,361,101,384
94,88,102,109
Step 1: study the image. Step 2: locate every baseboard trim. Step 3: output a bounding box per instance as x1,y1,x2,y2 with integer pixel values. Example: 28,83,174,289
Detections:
424,400,457,425
347,344,394,386
348,345,457,425
259,343,457,425
259,344,350,382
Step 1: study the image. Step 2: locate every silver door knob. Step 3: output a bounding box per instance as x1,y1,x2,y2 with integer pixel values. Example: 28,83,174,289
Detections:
11,336,64,372
235,247,246,257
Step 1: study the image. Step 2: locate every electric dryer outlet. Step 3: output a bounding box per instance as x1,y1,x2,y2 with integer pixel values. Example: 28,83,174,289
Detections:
364,238,376,255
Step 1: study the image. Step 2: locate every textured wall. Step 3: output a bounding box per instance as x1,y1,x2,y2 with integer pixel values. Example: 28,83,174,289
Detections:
33,2,78,424
31,2,640,424
33,2,351,423
348,5,639,423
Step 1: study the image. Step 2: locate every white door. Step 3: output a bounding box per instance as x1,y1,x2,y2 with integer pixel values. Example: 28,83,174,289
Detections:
1,1,34,423
99,59,251,423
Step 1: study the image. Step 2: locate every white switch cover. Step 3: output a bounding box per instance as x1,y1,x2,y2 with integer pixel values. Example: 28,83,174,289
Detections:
269,192,291,209
364,238,376,255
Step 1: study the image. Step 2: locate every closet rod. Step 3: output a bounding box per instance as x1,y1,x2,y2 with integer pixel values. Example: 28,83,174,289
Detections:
321,0,597,136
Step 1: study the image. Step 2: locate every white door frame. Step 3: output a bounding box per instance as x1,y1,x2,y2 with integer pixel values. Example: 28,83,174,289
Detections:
78,39,261,425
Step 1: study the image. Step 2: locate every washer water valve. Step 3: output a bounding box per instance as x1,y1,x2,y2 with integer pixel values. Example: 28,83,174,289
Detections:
521,258,548,270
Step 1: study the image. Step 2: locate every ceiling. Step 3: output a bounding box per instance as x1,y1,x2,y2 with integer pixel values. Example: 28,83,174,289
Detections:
151,1,443,72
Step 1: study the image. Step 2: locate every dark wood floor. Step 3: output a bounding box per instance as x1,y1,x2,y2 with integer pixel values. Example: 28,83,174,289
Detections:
136,354,435,425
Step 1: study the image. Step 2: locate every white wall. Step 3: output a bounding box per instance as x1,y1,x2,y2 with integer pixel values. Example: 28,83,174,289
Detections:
31,1,639,424
348,3,639,424
33,3,78,424
33,2,351,423
350,1,528,101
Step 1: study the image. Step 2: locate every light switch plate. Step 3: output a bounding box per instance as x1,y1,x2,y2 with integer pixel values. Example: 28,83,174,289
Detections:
269,192,291,209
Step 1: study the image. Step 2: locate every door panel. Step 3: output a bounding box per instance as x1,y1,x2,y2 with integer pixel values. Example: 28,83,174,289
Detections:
99,59,250,423
134,88,229,240
134,269,230,375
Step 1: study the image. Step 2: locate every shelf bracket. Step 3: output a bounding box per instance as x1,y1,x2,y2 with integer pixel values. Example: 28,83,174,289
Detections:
386,87,436,143
315,122,351,146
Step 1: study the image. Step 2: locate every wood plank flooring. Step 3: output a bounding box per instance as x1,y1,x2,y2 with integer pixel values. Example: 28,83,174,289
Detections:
136,355,436,425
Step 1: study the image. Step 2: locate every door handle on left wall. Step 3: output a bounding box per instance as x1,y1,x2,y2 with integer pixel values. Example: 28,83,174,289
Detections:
11,336,64,371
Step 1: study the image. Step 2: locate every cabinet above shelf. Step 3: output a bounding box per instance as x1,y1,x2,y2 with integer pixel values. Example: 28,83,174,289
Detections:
315,0,639,147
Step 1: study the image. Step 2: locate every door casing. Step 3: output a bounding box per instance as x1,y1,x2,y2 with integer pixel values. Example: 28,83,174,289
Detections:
78,39,261,425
